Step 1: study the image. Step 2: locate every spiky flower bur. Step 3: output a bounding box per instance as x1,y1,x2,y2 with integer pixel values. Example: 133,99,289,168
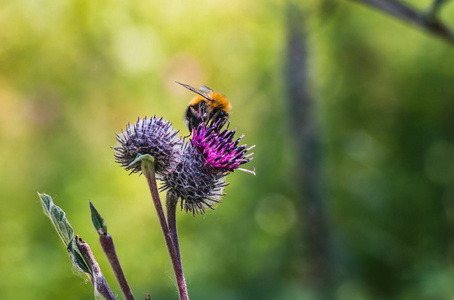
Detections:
161,142,228,214
161,122,255,215
114,116,184,175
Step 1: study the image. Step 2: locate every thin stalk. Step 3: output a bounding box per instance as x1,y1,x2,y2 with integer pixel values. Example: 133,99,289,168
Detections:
90,201,135,300
141,159,189,300
98,230,135,300
75,236,116,300
166,192,181,268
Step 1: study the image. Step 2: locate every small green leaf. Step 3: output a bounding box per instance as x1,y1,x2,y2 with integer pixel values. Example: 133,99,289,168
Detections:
128,153,155,168
90,201,107,233
39,193,74,245
38,193,92,277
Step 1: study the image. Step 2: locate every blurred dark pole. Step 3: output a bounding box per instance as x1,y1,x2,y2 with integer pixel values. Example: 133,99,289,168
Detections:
284,2,334,297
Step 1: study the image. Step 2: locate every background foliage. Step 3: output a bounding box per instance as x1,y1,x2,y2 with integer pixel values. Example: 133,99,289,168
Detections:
1,0,454,299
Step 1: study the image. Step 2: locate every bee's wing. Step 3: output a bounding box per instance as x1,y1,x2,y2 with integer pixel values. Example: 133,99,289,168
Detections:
176,82,215,102
200,85,212,93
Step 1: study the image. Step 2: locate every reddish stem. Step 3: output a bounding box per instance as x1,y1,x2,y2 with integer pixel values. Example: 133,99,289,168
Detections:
166,193,182,269
141,160,189,300
75,236,116,300
98,230,135,300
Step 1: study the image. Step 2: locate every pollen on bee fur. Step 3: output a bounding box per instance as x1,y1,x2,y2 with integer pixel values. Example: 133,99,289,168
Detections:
209,92,232,111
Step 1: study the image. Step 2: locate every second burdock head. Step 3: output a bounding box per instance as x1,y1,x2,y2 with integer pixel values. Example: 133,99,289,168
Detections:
160,142,228,215
114,117,184,176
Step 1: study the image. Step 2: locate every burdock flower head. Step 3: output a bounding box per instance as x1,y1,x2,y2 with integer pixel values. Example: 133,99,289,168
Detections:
160,143,227,214
161,121,255,214
191,121,255,174
114,116,183,175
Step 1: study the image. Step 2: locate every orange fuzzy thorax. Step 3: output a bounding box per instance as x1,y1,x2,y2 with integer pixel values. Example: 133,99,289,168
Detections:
189,91,231,112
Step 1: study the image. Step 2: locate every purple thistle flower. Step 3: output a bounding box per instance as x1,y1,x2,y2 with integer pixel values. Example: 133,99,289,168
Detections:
160,120,255,214
160,142,228,215
114,117,184,175
191,122,255,174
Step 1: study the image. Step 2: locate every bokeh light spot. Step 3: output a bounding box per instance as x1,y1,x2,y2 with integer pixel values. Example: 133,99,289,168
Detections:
424,140,454,185
255,194,296,236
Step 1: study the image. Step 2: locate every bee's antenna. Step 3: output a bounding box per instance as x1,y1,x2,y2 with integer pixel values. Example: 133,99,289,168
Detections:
176,81,215,102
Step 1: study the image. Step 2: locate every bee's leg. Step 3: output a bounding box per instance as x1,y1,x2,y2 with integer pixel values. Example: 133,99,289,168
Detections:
185,105,201,136
198,101,207,119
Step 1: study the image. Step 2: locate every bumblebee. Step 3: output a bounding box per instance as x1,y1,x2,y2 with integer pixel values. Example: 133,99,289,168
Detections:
177,82,231,132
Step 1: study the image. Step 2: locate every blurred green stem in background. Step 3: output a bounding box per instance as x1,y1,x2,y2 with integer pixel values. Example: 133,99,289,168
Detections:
350,0,454,45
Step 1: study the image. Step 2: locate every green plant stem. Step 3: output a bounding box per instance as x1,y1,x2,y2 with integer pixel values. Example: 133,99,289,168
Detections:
141,160,189,300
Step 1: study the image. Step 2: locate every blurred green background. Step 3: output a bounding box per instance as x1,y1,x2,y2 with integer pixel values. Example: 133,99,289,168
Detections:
2,0,454,299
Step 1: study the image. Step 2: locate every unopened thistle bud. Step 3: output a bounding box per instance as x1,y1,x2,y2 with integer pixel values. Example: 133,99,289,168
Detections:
114,117,183,175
